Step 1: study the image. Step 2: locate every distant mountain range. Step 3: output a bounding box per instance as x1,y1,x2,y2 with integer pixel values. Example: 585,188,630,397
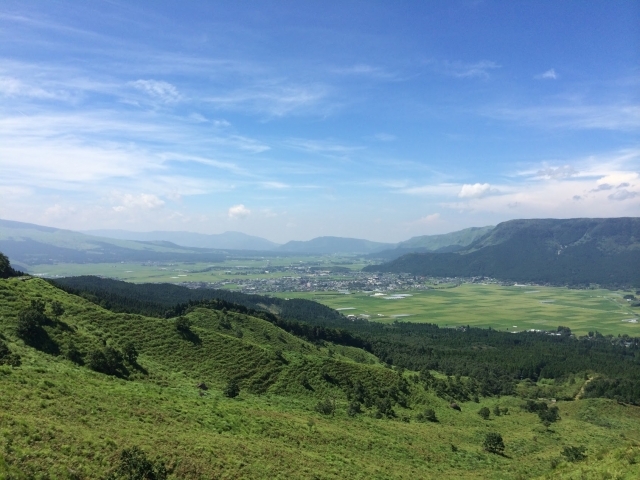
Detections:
371,226,495,260
277,236,394,254
85,229,279,251
364,217,640,287
0,219,227,267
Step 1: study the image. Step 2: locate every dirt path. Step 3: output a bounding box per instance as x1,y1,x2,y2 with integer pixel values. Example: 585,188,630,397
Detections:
575,376,594,400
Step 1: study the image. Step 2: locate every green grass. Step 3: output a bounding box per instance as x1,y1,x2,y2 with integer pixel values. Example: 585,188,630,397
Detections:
1,278,640,479
25,256,370,284
275,284,639,336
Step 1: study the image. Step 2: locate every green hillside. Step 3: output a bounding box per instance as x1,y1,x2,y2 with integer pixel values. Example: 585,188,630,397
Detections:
365,218,640,287
2,261,640,477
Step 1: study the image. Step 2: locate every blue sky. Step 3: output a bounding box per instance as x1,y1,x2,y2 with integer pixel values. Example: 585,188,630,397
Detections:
0,0,638,243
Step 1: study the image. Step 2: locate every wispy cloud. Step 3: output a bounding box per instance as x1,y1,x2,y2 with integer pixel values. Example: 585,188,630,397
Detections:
130,79,181,103
441,60,500,79
535,69,557,80
458,183,499,198
484,104,640,131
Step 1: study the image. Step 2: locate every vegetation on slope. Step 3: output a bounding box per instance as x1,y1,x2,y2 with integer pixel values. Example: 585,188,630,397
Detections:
2,253,640,479
365,218,640,287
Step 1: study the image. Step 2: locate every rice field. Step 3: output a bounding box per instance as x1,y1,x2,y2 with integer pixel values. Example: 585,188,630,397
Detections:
275,284,640,336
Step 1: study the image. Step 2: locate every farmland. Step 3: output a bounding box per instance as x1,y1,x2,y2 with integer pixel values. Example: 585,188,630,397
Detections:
275,284,639,337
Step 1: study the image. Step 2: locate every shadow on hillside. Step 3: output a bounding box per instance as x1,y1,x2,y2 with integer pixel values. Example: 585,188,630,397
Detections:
179,329,202,345
24,327,60,356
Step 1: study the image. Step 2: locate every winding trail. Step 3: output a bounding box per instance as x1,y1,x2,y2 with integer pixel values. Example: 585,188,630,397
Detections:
575,376,594,401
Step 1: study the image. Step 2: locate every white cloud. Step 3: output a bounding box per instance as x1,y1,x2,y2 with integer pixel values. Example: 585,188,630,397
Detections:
228,204,250,219
536,165,577,179
458,183,498,198
535,69,557,80
130,79,181,103
112,193,165,212
415,213,440,224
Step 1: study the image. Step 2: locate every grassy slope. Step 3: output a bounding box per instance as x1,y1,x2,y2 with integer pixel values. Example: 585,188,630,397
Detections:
1,279,640,479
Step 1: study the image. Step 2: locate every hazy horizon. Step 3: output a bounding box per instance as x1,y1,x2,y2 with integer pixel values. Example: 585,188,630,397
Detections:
1,1,638,243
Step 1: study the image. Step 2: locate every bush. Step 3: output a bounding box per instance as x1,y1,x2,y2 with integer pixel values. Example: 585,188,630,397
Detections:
174,316,191,332
483,432,505,455
416,408,438,423
50,301,65,319
0,341,21,367
106,446,167,480
314,398,335,416
86,346,125,376
561,445,586,462
122,342,139,364
223,379,240,398
478,407,490,420
347,401,361,417
538,405,560,425
16,308,46,340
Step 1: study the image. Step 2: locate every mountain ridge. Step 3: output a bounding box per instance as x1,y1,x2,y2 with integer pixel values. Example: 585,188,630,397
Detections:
364,217,640,287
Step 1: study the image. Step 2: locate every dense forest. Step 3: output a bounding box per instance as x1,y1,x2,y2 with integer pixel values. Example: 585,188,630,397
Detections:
52,275,640,404
365,218,640,287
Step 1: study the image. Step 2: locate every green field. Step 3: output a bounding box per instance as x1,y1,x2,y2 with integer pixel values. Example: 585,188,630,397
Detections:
275,284,639,337
25,257,369,285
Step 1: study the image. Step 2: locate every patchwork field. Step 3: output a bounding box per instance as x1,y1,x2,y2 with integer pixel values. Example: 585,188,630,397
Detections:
24,257,368,285
275,284,639,337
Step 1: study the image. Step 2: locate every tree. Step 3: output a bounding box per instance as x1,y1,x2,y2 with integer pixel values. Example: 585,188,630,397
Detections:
478,407,490,420
483,432,505,455
416,408,438,423
315,397,336,416
122,342,139,364
493,405,501,417
538,405,560,425
50,301,65,319
16,308,46,340
106,446,167,480
223,379,240,398
174,316,191,332
561,445,586,462
347,401,361,417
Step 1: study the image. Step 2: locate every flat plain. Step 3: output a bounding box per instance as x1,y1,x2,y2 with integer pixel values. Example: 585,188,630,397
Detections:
275,284,639,337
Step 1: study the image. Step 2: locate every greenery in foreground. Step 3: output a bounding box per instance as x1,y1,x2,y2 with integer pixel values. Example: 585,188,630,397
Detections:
52,276,640,405
1,271,640,477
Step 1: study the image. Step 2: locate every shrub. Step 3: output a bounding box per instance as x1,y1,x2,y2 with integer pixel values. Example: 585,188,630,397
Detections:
86,346,125,376
0,341,21,367
416,408,438,423
50,301,65,319
561,445,587,462
483,432,505,455
314,398,335,416
478,407,490,420
174,316,191,332
223,379,240,398
538,405,560,425
347,401,361,417
106,446,167,480
16,308,45,340
122,342,139,364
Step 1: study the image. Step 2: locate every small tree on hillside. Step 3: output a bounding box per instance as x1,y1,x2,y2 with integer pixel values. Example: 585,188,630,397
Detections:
174,316,191,333
122,341,139,364
483,432,505,455
106,446,167,480
478,407,490,420
50,301,65,319
224,379,240,398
